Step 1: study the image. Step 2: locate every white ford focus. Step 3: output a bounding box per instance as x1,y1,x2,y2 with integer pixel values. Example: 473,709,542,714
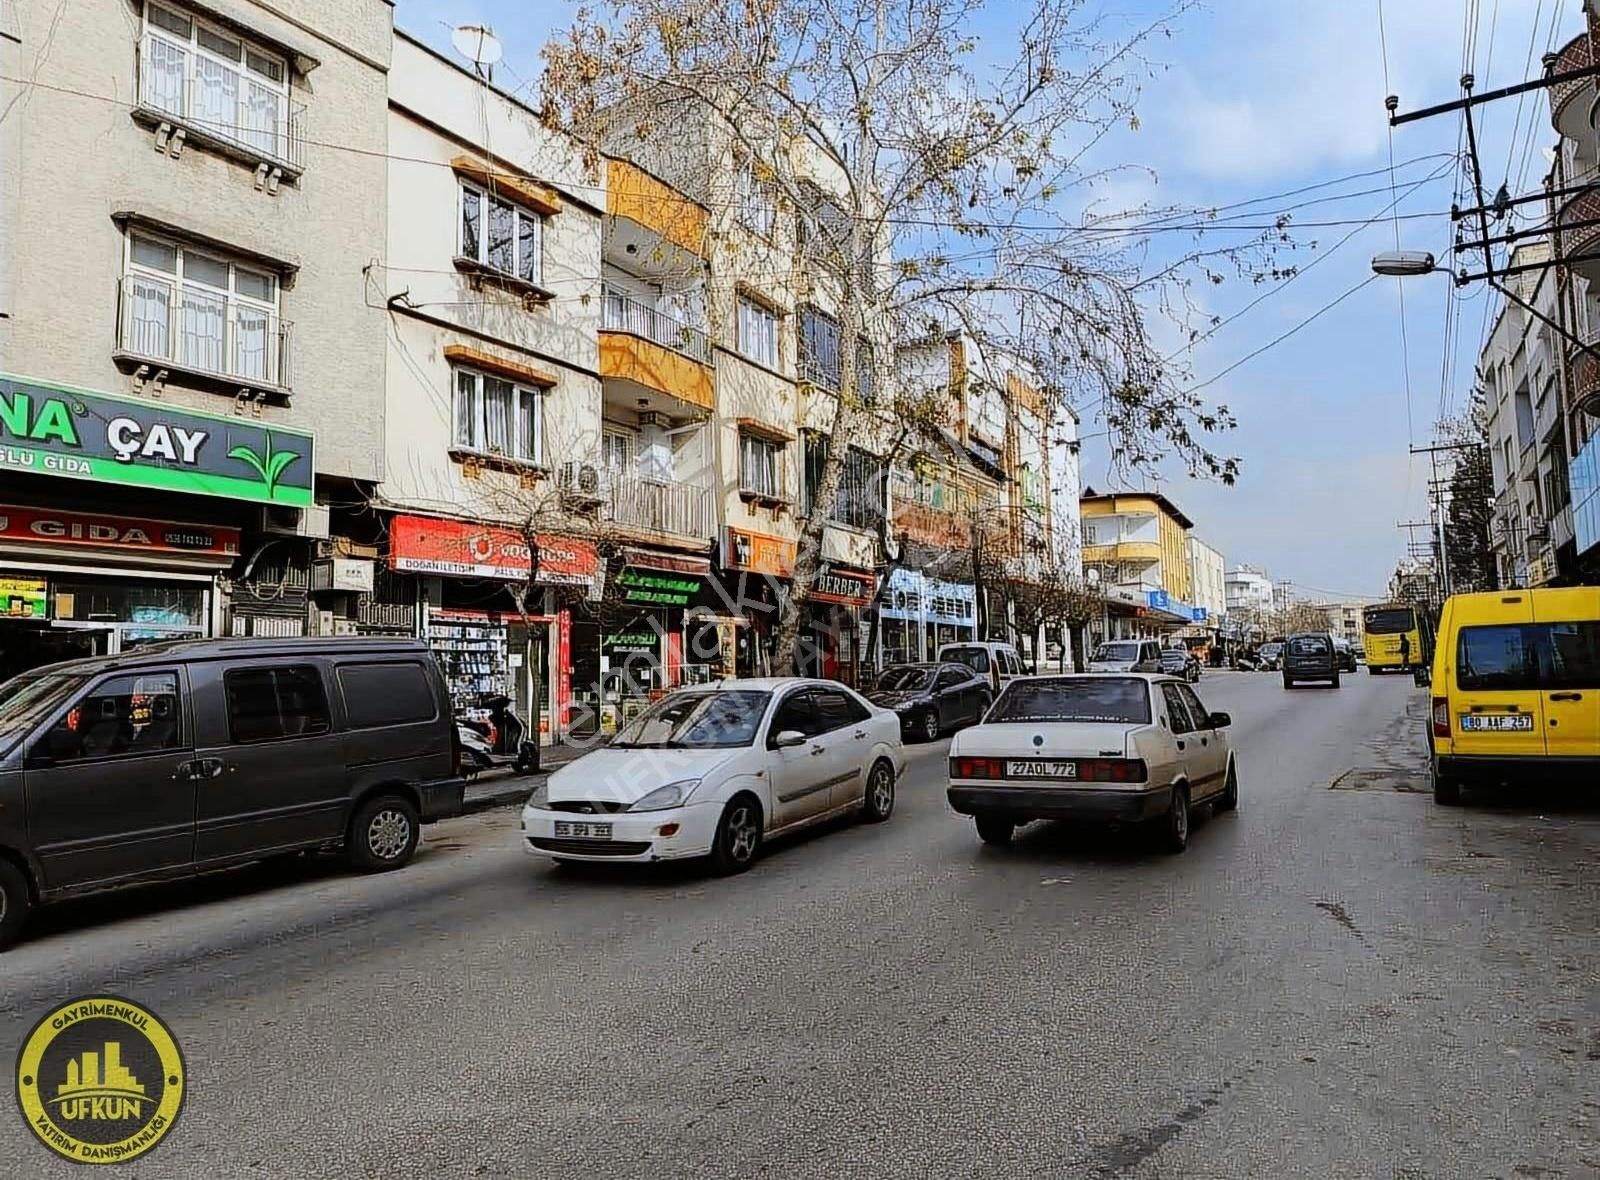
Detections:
521,678,904,873
946,673,1237,853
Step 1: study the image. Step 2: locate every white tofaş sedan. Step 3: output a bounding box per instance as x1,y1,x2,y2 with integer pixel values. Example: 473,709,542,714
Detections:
946,673,1237,853
521,678,905,873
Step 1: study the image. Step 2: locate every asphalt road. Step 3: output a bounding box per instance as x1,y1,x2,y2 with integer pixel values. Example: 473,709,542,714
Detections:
3,670,1598,1179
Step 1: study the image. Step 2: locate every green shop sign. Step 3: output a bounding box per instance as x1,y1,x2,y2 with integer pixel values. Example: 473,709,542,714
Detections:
0,374,314,507
616,568,703,607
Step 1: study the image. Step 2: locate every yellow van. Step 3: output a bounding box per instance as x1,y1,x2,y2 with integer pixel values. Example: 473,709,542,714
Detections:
1426,587,1600,804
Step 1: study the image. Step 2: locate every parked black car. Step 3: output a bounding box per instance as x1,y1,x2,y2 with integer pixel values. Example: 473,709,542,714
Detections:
866,661,991,741
1159,647,1201,682
1282,632,1341,689
0,637,466,950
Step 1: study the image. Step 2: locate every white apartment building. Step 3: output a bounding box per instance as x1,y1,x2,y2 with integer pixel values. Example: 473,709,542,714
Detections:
1225,566,1273,614
1187,536,1227,623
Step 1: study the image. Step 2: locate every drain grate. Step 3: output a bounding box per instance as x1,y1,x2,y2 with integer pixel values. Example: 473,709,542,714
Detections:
1330,768,1428,793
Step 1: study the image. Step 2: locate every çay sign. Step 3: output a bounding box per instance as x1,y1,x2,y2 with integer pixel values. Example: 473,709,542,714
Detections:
0,374,314,507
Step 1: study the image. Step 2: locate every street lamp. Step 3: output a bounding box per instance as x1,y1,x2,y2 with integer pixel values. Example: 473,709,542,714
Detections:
1370,251,1441,277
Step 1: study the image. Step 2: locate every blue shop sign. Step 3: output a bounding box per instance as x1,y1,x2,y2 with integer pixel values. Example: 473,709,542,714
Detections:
883,569,976,627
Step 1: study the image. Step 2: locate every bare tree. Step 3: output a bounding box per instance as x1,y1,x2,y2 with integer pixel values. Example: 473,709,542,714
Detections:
543,0,1286,671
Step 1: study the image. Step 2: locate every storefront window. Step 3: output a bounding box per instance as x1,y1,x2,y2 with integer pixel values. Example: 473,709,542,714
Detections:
51,580,206,629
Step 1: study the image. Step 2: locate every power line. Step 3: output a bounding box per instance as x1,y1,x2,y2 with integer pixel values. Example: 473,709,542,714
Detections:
1377,0,1417,456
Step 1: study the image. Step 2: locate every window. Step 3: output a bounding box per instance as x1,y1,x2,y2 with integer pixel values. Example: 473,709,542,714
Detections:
987,678,1152,725
735,157,776,237
768,691,820,745
139,3,293,163
804,436,886,529
459,183,542,285
935,668,966,690
453,369,544,463
1161,683,1196,733
812,690,857,734
123,231,282,385
1176,684,1213,728
1456,626,1544,692
1548,622,1600,689
225,665,331,743
797,307,874,401
611,690,772,749
36,672,184,763
943,646,991,674
737,296,779,368
739,432,782,497
602,430,636,473
337,662,437,729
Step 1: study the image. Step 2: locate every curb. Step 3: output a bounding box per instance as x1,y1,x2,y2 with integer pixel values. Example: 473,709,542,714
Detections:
461,775,542,815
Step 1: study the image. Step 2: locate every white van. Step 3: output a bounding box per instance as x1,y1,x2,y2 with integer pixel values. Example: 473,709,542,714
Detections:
1089,638,1164,673
936,641,1026,695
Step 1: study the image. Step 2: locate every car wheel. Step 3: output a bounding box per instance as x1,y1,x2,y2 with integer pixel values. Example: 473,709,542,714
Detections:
0,859,31,952
975,814,1014,845
347,793,420,872
861,760,895,823
1432,760,1462,806
1282,675,1294,689
1158,785,1190,853
1216,760,1238,812
921,709,941,742
1331,672,1341,688
709,795,762,874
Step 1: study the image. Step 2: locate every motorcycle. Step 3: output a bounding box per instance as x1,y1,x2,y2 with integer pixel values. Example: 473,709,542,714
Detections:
455,694,539,776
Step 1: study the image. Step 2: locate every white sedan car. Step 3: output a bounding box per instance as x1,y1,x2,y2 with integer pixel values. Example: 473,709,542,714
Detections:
946,673,1237,853
521,678,905,873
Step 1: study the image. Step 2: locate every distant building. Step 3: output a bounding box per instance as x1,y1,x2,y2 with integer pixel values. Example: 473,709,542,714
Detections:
1187,536,1226,624
1225,566,1273,614
1313,601,1367,645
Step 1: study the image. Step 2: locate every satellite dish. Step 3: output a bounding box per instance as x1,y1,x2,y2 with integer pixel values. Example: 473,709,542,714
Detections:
452,24,503,77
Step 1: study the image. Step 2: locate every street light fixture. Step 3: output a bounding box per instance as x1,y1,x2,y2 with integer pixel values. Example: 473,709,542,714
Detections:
1370,251,1440,277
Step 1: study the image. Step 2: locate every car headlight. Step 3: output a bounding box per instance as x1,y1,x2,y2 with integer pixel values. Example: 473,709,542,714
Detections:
525,781,550,809
629,779,700,812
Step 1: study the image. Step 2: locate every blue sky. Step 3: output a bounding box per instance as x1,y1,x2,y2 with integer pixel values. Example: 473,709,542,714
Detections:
397,0,1578,600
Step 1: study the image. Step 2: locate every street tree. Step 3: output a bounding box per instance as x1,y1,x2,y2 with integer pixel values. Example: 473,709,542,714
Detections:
1437,391,1496,593
542,0,1288,670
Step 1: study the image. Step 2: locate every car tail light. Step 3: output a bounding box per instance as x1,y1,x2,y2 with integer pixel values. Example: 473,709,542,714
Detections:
1078,758,1148,783
950,756,1006,779
1431,697,1451,739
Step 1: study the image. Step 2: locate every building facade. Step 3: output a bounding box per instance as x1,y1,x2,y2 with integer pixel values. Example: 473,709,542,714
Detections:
1187,536,1227,625
0,0,391,679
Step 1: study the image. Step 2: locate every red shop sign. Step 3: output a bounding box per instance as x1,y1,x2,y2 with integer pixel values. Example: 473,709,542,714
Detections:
0,504,240,558
389,515,598,584
810,565,878,608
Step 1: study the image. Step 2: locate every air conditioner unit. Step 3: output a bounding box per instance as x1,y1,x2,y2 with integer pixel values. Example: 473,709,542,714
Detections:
556,461,605,500
259,503,330,540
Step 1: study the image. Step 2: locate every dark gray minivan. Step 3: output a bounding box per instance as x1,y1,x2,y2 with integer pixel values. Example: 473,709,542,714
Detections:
0,637,466,949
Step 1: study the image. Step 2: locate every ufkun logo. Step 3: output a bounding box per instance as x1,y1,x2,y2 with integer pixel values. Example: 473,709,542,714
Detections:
49,1042,147,1122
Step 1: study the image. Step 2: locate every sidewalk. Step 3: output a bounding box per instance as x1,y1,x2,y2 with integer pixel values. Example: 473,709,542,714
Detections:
459,742,587,814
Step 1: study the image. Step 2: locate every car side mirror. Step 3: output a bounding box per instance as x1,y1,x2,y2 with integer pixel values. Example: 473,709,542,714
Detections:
1208,711,1232,729
772,729,807,749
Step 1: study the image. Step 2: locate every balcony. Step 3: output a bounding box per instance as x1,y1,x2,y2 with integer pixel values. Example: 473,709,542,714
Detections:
115,277,291,393
599,285,713,413
1559,185,1600,282
605,159,706,261
135,33,305,175
1549,34,1594,142
1574,347,1600,412
604,470,713,543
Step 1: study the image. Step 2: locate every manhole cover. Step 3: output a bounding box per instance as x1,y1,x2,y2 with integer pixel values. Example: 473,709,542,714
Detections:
1330,768,1427,793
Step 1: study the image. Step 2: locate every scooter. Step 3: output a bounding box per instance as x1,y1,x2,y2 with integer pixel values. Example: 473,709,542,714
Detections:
456,694,539,775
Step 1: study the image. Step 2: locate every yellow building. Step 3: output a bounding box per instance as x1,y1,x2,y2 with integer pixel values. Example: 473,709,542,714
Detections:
1079,490,1195,603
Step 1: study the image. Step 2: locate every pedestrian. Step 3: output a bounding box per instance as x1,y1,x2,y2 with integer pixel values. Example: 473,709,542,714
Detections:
1399,632,1411,669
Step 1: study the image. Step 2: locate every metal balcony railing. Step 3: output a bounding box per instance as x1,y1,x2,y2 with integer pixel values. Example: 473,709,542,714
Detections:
600,284,709,363
605,469,713,540
1549,34,1593,137
137,32,306,171
117,277,291,389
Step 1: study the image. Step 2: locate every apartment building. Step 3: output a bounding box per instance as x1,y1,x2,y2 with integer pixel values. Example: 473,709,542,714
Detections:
0,0,390,677
1187,537,1227,624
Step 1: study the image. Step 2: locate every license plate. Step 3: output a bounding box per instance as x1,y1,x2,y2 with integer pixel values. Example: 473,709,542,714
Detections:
1006,760,1077,778
1460,713,1534,732
553,820,613,838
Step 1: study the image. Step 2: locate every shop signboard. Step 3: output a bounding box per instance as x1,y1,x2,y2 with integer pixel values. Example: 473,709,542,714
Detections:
615,549,711,607
0,576,47,618
604,629,660,653
0,505,241,560
0,373,314,506
811,564,877,608
389,515,599,585
724,526,796,577
925,578,977,627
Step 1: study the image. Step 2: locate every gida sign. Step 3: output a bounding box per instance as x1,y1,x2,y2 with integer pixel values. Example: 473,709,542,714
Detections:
0,374,314,507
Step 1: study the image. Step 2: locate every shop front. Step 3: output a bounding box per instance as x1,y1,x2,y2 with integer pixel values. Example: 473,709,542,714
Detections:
802,563,878,686
387,513,600,743
878,568,978,665
0,505,239,681
711,525,796,677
